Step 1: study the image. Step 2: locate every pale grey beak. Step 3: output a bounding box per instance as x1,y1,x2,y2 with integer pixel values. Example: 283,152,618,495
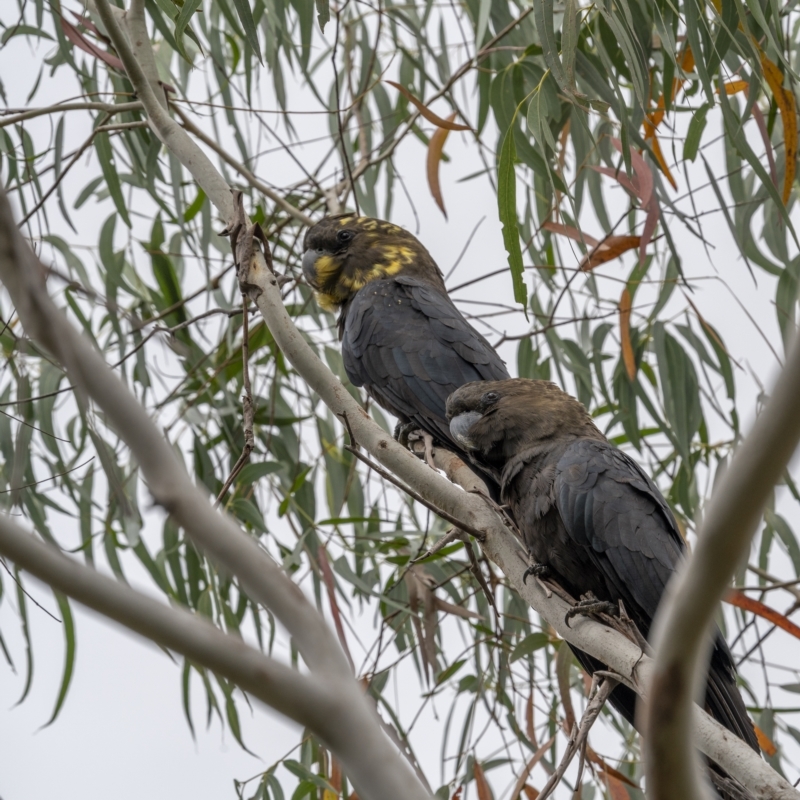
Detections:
302,249,320,283
449,411,483,450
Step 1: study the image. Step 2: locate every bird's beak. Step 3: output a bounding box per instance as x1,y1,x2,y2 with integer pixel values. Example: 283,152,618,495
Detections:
302,249,320,286
449,411,483,450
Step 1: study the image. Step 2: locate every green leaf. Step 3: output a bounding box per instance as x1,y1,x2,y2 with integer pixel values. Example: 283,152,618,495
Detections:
315,0,329,32
684,104,710,162
510,632,549,663
497,127,528,315
230,0,262,63
1,25,53,44
534,0,569,93
436,659,467,685
653,323,702,462
94,132,131,228
232,498,268,532
44,591,76,726
561,0,578,90
174,0,203,59
237,461,282,485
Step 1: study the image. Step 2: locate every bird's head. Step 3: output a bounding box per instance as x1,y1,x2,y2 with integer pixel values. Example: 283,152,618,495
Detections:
446,379,603,468
302,214,442,311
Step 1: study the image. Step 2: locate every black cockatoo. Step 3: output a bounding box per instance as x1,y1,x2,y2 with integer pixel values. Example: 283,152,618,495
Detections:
302,214,509,459
446,378,759,798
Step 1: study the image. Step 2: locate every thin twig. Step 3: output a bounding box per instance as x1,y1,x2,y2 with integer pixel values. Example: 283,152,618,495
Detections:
343,444,487,541
537,677,618,800
215,294,255,508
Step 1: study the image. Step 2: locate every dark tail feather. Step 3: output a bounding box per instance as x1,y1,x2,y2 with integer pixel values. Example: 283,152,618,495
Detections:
568,643,760,800
707,634,760,752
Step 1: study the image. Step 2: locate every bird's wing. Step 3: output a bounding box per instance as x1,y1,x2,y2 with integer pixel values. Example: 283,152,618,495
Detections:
553,439,759,751
553,438,685,625
342,277,509,443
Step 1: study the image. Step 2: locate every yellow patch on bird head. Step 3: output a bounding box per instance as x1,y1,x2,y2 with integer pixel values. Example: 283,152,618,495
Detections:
303,214,439,310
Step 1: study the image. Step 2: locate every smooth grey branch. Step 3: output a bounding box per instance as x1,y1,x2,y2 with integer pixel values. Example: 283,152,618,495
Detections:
643,332,800,800
93,0,234,222
240,230,800,800
0,513,340,733
0,188,432,800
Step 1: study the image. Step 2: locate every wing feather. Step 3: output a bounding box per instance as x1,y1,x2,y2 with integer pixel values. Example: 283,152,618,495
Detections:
342,277,509,450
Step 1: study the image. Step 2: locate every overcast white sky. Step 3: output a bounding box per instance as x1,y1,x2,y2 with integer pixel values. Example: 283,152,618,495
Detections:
1,7,800,800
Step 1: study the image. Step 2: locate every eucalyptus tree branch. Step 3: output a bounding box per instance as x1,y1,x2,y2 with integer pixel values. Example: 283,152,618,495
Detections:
643,332,800,800
238,232,800,800
0,513,340,732
92,0,234,222
0,189,432,800
0,101,142,129
122,0,166,109
173,107,315,227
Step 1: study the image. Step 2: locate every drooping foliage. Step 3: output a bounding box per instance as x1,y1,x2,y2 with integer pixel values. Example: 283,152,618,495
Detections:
1,0,800,795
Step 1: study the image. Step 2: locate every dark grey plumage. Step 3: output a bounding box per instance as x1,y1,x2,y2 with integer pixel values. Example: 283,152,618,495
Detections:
303,215,509,456
446,379,759,765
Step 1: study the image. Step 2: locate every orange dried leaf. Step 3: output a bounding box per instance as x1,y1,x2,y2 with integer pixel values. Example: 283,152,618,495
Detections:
619,288,636,381
386,81,471,131
542,221,600,249
649,130,677,189
725,589,800,640
523,786,540,800
579,235,641,271
427,114,454,217
720,80,749,95
754,724,778,756
760,55,797,205
473,762,492,800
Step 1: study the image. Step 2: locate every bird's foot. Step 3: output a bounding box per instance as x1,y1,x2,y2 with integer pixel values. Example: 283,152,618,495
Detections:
421,432,436,469
394,421,418,449
402,427,437,469
522,563,550,584
565,594,620,628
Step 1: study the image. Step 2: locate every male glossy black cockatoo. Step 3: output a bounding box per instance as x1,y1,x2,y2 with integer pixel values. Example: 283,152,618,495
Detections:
302,214,510,459
446,378,759,799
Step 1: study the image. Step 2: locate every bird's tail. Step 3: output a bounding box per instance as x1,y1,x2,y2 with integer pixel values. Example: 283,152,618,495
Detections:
568,643,760,800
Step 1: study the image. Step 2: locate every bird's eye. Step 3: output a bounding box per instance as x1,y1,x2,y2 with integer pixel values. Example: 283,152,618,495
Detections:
482,391,499,404
337,230,354,244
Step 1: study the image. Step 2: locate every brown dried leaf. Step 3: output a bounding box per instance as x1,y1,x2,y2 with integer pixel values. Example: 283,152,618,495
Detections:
605,773,631,800
523,787,540,800
619,288,636,381
318,544,355,670
555,644,576,733
526,692,537,749
60,16,124,71
386,81,471,130
542,221,599,249
587,749,639,788
473,761,493,800
579,235,641,271
610,138,653,206
427,115,454,217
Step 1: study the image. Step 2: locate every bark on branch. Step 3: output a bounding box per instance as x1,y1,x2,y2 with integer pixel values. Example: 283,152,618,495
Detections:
643,332,800,800
238,231,800,800
0,188,432,800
